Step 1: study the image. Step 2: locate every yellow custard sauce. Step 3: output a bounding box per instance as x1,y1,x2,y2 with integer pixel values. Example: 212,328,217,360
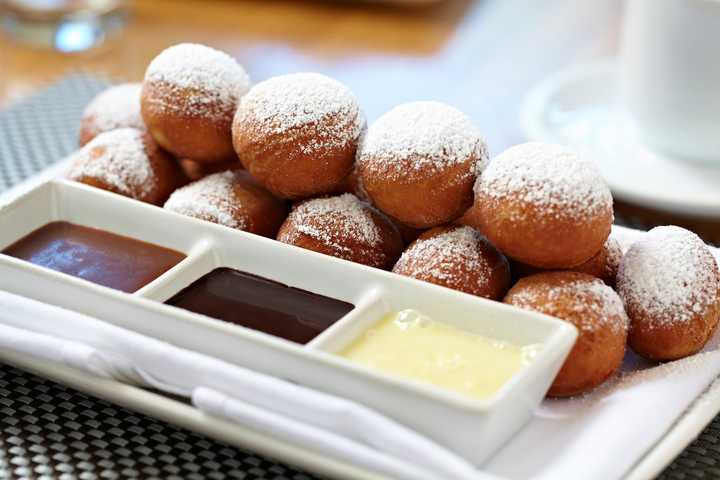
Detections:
341,310,541,401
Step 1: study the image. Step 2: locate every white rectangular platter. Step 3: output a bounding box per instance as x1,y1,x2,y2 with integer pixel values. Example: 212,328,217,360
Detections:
5,347,720,480
1,166,718,479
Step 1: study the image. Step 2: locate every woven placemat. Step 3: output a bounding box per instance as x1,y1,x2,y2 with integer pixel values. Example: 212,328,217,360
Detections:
0,364,315,480
0,75,716,479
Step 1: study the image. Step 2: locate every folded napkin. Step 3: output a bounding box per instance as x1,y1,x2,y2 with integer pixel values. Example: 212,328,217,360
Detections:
193,388,485,480
0,323,141,384
0,291,487,480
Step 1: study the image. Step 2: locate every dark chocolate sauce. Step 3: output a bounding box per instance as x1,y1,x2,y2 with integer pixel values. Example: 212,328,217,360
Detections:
2,221,186,293
166,268,354,344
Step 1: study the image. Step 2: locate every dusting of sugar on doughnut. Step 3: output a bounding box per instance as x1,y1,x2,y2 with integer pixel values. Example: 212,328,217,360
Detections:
510,275,629,335
145,43,250,116
164,171,246,229
476,142,613,221
609,227,639,254
357,101,488,179
394,226,491,290
282,194,380,255
603,237,623,279
234,72,365,154
83,83,144,133
67,128,155,198
617,226,720,327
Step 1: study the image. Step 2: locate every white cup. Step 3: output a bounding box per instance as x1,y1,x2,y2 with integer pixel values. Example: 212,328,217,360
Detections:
620,0,720,164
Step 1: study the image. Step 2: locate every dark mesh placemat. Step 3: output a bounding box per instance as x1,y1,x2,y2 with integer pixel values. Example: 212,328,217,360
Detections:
0,74,716,480
0,364,315,480
0,74,109,192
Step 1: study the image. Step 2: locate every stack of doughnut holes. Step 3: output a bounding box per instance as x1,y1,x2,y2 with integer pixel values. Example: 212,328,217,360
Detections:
69,42,720,398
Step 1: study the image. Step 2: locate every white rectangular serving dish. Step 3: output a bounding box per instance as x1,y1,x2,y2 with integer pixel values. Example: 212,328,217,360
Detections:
0,178,577,466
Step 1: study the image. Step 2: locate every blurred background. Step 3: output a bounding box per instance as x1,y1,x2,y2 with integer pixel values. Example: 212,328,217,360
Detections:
0,0,621,149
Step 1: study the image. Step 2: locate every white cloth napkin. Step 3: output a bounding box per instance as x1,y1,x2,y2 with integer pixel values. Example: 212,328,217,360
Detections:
1,225,719,480
0,292,487,480
193,388,485,480
0,323,141,384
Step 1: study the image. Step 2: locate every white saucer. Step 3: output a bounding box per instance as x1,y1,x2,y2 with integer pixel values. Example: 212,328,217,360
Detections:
522,59,720,218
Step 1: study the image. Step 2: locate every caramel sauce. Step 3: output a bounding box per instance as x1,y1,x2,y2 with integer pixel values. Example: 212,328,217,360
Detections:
2,222,185,293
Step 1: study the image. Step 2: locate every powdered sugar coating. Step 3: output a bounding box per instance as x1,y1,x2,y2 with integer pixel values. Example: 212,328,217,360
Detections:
475,142,613,221
617,226,720,327
67,128,155,199
572,236,624,285
145,43,250,117
164,171,246,229
234,72,365,154
394,226,497,294
509,273,629,335
82,83,144,135
604,237,624,277
276,193,404,269
357,101,488,179
281,194,379,254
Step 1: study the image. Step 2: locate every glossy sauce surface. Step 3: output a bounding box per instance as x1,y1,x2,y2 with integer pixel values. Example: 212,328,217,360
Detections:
166,268,354,344
2,222,185,293
341,310,542,401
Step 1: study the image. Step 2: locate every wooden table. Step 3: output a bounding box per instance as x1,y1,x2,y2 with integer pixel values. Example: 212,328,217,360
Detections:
1,0,622,149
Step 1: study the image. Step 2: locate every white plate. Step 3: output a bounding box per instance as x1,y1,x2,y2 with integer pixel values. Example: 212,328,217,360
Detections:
1,169,719,480
522,59,720,218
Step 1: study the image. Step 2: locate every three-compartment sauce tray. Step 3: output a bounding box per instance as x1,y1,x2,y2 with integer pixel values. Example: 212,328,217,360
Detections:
0,178,577,465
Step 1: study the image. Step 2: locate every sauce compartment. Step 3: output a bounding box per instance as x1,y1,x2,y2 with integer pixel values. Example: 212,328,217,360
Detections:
165,268,355,345
3,221,186,293
0,181,200,294
0,179,577,465
333,309,540,402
